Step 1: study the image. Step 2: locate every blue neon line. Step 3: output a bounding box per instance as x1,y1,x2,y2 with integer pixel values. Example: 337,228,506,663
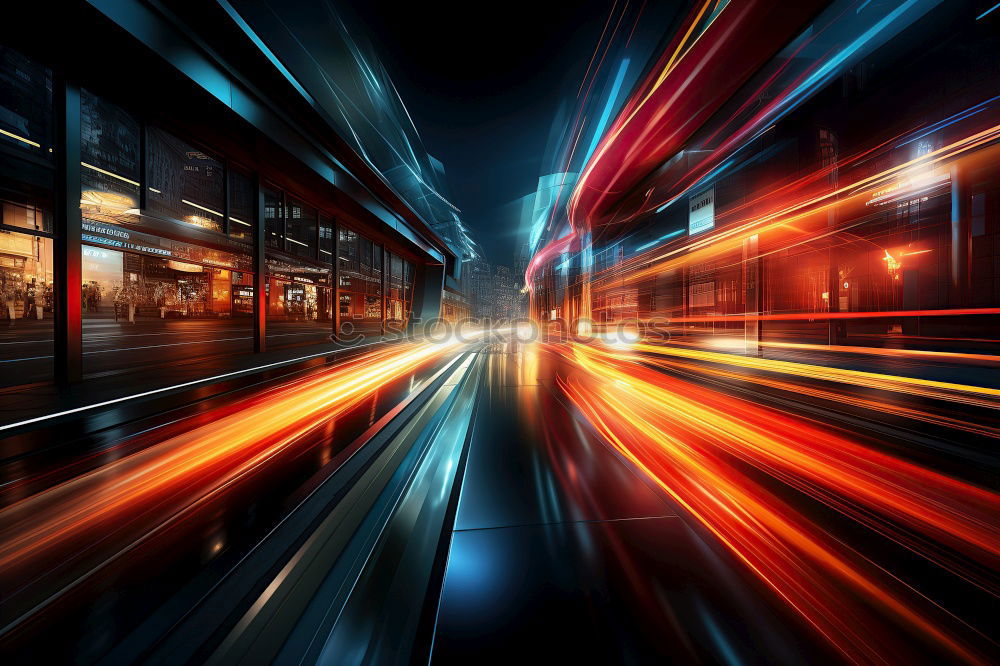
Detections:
976,2,1000,20
897,93,1000,148
216,0,316,106
896,107,986,148
635,228,685,252
584,59,631,163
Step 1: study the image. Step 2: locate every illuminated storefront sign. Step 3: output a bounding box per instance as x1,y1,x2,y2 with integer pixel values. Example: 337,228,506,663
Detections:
688,187,715,236
83,221,171,256
82,219,251,271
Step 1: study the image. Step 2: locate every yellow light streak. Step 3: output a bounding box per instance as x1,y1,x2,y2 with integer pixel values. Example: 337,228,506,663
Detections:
0,128,41,148
81,162,141,187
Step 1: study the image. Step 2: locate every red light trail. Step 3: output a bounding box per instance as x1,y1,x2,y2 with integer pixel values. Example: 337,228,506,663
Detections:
552,341,998,663
0,340,463,635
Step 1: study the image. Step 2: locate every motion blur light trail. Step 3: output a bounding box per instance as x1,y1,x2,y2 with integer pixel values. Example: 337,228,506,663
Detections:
572,343,1000,569
591,127,1000,292
626,341,1000,407
0,339,463,635
754,340,1000,365
631,346,1000,440
555,342,998,663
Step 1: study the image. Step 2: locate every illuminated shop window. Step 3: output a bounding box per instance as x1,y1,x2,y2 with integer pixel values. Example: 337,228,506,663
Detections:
0,230,53,385
1,199,51,235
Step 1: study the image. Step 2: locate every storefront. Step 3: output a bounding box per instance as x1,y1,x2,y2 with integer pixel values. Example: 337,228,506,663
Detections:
80,217,253,322
0,35,445,386
266,269,333,322
0,226,52,322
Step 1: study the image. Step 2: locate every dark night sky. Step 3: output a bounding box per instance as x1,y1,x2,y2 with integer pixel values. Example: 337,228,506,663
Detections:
345,0,615,263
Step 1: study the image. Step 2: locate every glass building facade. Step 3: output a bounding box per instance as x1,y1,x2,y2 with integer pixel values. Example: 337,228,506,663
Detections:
0,28,439,389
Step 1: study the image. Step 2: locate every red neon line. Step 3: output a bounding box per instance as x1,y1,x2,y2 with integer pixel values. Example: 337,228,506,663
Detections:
650,307,1000,323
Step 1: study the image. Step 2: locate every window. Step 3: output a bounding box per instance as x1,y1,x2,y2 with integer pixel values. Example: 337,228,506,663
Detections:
2,198,51,234
229,167,253,241
264,187,282,249
81,89,140,218
285,196,316,258
385,252,413,330
337,225,382,332
0,46,51,158
266,198,331,348
146,126,224,232
338,227,358,286
0,230,53,385
319,215,334,259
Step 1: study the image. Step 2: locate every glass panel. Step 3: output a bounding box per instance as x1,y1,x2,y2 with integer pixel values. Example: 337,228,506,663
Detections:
228,167,253,241
285,196,316,258
337,226,382,337
0,230,53,385
81,89,140,218
266,272,333,348
264,187,282,249
82,244,253,376
382,255,413,331
2,198,51,234
0,45,52,158
231,271,255,315
146,126,224,232
319,215,333,259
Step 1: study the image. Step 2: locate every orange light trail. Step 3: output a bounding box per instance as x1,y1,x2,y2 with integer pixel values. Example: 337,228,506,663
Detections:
0,340,464,630
633,349,1000,441
553,341,998,662
755,340,1000,365
591,126,1000,291
644,335,1000,365
626,341,1000,408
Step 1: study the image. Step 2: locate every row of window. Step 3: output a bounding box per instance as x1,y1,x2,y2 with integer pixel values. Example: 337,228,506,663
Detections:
0,50,334,264
0,42,424,390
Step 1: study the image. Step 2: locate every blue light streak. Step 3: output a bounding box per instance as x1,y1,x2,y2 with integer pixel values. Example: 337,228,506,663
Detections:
976,2,1000,20
583,58,631,163
634,228,685,252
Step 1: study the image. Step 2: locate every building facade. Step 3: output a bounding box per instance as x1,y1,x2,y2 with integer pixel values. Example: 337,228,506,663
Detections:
529,1,1000,353
492,265,519,321
0,1,457,387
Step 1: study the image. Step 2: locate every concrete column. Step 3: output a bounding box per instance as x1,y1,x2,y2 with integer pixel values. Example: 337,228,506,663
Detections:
54,74,83,385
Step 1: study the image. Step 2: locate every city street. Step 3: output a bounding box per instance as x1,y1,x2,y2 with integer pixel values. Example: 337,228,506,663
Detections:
2,1,998,663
